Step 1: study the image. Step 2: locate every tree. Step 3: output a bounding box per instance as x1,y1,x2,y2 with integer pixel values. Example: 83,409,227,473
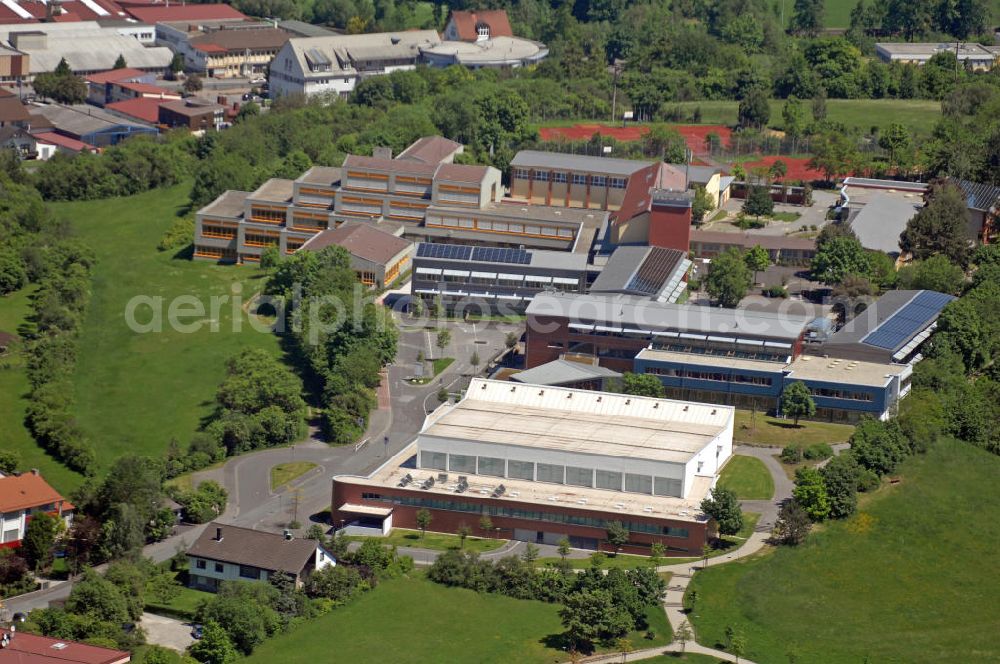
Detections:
812,88,827,121
744,245,770,284
641,124,687,162
900,255,965,294
878,123,914,173
849,418,908,476
479,514,493,537
170,53,185,75
113,54,127,69
808,130,859,182
691,186,714,223
649,542,665,567
189,620,239,664
504,331,518,349
737,88,770,129
32,61,87,105
0,449,19,474
0,249,27,295
605,521,629,555
148,570,181,605
781,381,816,425
770,159,788,181
415,508,432,538
615,636,634,663
235,102,261,124
306,564,363,603
673,620,693,653
900,182,972,267
700,486,743,536
557,537,571,560
619,372,665,398
435,328,451,354
774,500,812,544
820,453,862,518
743,185,774,218
22,512,60,571
782,96,807,139
457,524,471,548
66,570,130,624
521,542,540,564
792,467,830,521
183,74,203,94
792,0,825,35
559,589,634,652
706,248,752,308
810,235,872,284
731,631,749,663
469,350,480,371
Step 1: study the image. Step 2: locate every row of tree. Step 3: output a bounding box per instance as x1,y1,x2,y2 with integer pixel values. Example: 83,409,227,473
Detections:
428,548,666,652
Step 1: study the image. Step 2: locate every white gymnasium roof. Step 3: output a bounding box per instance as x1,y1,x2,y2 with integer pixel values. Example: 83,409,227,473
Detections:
421,378,733,464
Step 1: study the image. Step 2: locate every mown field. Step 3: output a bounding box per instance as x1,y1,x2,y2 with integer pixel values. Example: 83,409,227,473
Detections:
688,439,1000,663
244,573,671,664
36,183,283,480
718,455,774,500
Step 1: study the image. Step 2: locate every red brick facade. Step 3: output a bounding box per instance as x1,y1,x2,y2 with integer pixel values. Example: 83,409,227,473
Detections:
648,200,692,253
333,479,708,557
524,314,649,371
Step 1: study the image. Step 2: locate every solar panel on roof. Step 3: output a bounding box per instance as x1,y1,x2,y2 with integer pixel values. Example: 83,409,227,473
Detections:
471,247,531,265
861,291,955,351
416,244,472,261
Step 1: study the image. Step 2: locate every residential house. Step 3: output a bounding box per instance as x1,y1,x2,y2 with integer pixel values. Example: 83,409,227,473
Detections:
302,222,414,288
186,523,335,591
0,628,130,664
0,469,74,548
949,177,1000,245
0,124,39,158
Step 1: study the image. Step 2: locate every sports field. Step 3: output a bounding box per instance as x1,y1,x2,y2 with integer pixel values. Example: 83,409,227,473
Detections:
688,439,1000,663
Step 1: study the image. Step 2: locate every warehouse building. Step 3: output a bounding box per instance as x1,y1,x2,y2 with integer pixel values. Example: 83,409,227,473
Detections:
332,378,734,555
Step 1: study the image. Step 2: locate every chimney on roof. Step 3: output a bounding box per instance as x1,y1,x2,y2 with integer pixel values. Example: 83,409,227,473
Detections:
283,529,293,540
215,526,223,541
31,468,39,476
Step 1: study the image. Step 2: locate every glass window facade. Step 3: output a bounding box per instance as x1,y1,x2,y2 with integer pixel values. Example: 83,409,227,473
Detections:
654,477,683,498
536,463,565,484
508,460,534,480
596,470,623,490
449,454,476,473
421,451,447,470
477,456,505,477
565,466,593,487
625,473,653,494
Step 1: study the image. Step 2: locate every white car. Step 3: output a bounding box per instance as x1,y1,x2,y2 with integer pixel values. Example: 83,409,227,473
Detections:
250,77,267,85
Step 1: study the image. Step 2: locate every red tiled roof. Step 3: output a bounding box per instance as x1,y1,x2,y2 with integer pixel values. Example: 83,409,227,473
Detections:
0,628,129,664
124,3,246,23
85,68,147,84
193,43,227,54
303,223,411,265
448,9,513,41
106,97,165,123
0,92,30,124
0,472,74,513
343,154,436,177
31,131,94,153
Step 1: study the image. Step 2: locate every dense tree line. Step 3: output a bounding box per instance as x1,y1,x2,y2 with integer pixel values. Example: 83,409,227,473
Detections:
265,245,397,444
428,549,665,652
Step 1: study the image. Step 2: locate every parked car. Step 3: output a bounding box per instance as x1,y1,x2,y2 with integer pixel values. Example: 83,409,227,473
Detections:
191,624,203,640
250,77,266,85
11,612,27,623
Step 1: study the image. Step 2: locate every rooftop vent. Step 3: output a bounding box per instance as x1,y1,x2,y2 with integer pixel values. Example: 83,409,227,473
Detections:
215,527,223,541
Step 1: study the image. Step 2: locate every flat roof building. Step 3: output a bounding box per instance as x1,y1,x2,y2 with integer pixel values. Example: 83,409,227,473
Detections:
875,42,999,71
845,192,921,256
332,378,734,555
27,103,156,146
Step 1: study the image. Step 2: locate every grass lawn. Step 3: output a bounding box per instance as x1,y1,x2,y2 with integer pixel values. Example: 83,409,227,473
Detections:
769,211,801,222
718,455,774,500
432,356,455,375
244,573,670,664
0,286,85,494
643,656,728,664
733,409,854,447
45,183,284,475
145,573,212,621
538,552,660,570
348,528,506,554
671,99,942,135
688,439,1000,663
270,461,318,491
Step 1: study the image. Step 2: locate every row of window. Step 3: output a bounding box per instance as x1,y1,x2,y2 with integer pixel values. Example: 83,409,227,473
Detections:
644,366,775,387
419,451,683,497
513,169,626,189
426,215,575,239
358,492,691,538
201,225,236,239
651,342,789,363
194,245,237,260
244,233,280,247
810,387,875,402
249,207,286,224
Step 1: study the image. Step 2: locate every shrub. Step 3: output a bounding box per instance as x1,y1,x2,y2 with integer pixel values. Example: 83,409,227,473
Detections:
803,443,834,460
156,215,194,252
780,445,803,463
762,284,789,298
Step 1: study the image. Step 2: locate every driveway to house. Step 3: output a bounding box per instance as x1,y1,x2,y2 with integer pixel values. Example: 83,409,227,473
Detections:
141,612,194,652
